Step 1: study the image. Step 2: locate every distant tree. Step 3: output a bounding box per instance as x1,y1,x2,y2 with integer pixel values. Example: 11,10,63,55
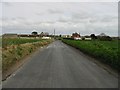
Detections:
85,35,90,38
31,31,38,39
99,33,107,37
106,36,112,41
90,34,97,39
82,37,85,40
31,31,38,35
98,36,112,41
59,34,61,37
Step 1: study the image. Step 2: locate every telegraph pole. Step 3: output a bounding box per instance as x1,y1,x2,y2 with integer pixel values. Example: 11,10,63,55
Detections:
54,29,55,39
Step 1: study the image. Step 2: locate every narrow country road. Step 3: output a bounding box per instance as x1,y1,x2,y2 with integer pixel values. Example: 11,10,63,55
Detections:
3,40,118,88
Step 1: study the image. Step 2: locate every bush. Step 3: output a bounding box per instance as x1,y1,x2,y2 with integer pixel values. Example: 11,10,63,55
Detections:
97,36,112,41
63,38,74,40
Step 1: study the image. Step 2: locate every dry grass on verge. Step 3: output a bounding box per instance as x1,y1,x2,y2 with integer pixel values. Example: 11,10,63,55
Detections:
2,40,52,72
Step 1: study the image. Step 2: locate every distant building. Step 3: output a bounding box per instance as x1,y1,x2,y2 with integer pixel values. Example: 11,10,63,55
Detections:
112,37,119,40
18,34,40,39
71,32,81,40
62,35,71,38
42,36,51,39
18,34,29,37
84,35,91,38
18,34,40,37
85,38,92,40
74,37,82,40
39,32,49,37
3,33,18,38
84,35,92,40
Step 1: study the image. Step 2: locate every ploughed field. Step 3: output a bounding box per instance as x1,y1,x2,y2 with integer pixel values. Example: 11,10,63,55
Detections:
62,39,119,70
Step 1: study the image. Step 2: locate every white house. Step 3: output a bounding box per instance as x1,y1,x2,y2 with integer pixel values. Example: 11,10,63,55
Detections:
74,37,82,40
42,36,51,39
85,38,92,40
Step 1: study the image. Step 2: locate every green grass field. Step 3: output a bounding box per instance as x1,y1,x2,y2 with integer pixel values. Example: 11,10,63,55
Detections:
2,38,44,48
62,39,119,70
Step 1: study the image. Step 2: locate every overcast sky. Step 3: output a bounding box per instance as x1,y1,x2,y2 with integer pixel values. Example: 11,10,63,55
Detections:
1,2,118,36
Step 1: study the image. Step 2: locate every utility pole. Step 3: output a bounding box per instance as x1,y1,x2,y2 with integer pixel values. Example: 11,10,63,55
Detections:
54,29,55,39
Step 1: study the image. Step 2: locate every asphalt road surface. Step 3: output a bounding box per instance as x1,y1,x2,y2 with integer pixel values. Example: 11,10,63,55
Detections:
3,40,118,88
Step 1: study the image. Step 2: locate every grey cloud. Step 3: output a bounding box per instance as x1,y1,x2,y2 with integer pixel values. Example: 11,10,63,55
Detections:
48,9,63,14
2,2,13,7
58,17,70,23
101,16,117,22
89,16,117,23
36,12,44,16
58,11,93,24
2,2,118,36
17,17,26,20
72,13,90,20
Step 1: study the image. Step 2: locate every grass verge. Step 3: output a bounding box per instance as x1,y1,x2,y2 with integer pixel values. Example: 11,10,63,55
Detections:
62,39,119,70
2,40,52,73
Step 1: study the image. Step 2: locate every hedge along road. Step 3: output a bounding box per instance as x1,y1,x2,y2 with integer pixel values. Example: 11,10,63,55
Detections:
3,40,118,88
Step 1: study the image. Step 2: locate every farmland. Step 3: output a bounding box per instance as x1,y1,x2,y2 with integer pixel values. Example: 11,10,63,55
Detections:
62,39,119,70
2,38,44,48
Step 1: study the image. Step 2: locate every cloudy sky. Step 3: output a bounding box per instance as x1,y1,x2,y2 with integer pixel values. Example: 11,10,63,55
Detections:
1,1,118,36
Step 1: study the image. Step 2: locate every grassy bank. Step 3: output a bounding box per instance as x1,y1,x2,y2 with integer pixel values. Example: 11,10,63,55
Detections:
2,38,53,72
62,39,119,70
